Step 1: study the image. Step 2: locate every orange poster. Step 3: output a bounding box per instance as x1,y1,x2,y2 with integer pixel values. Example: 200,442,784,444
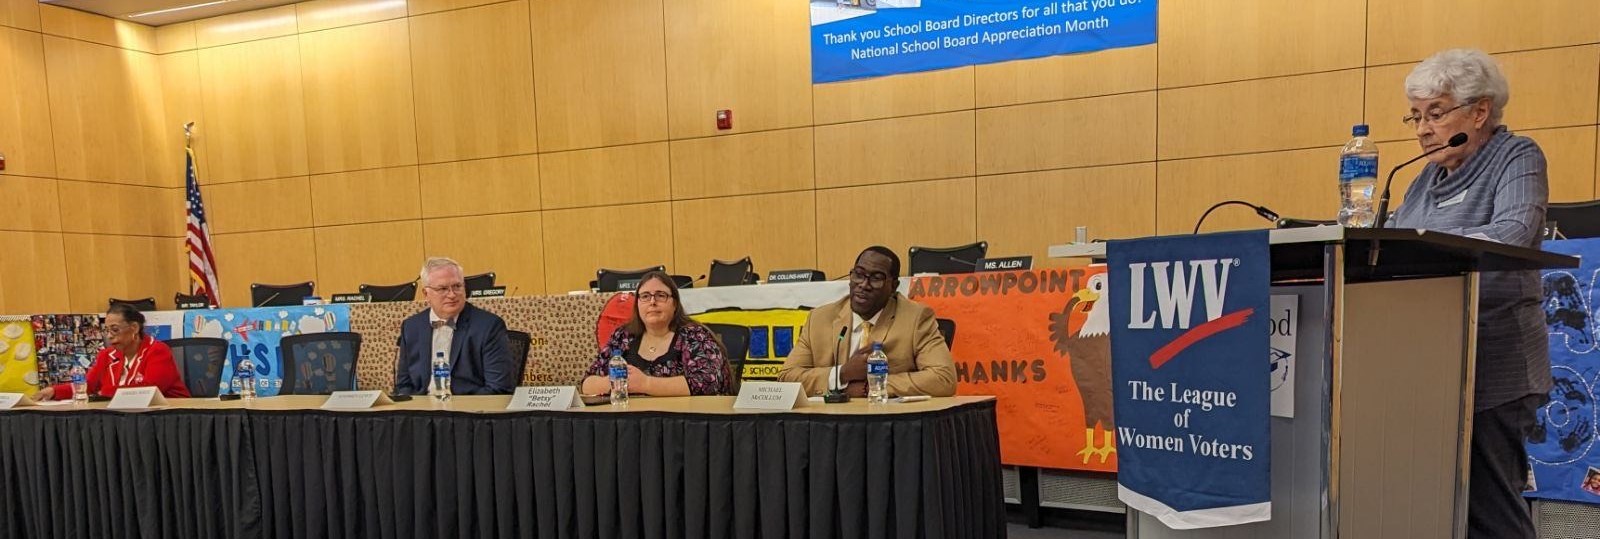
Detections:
908,267,1114,472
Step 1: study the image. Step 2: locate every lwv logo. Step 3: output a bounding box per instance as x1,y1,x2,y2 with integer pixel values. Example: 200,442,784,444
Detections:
1126,258,1254,369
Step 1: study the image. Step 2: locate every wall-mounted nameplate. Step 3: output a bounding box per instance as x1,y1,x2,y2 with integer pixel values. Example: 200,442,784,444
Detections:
767,269,820,283
332,293,371,304
977,256,1033,272
468,287,507,298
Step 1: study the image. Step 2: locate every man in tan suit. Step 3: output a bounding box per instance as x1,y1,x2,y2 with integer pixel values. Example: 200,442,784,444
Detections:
777,246,956,397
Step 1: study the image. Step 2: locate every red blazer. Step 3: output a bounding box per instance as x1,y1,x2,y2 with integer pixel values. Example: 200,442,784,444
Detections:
51,335,191,399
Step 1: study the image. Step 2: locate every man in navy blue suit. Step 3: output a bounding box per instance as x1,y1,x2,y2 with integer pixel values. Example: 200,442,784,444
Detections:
395,257,515,395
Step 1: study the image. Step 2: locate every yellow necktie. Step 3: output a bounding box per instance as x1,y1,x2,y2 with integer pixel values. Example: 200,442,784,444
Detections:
860,321,874,349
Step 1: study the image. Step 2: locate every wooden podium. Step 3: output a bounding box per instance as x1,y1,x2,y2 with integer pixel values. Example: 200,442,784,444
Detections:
1049,226,1577,539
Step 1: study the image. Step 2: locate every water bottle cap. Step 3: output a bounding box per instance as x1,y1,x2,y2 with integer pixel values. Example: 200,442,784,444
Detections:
871,342,883,350
1351,124,1369,136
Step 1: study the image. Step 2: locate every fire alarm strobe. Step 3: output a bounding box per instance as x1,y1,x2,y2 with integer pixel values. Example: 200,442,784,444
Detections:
716,110,732,130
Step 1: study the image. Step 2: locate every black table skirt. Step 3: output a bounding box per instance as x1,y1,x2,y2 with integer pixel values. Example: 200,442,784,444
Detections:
0,401,1003,539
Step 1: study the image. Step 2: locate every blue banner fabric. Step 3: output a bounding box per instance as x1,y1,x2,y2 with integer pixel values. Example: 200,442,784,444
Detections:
182,305,350,397
809,0,1158,83
1107,231,1272,529
1529,238,1600,504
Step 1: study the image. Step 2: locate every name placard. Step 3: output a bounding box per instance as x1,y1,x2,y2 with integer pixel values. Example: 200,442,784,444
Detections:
301,296,323,306
767,269,820,283
616,280,641,292
0,393,37,410
320,390,394,410
331,293,371,304
978,256,1033,272
176,300,210,310
733,381,808,411
506,386,582,411
468,286,507,298
107,387,168,410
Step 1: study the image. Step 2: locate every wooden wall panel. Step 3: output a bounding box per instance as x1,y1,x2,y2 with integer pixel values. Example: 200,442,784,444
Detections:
56,181,180,237
669,128,814,199
408,0,500,17
1156,148,1339,234
299,18,418,174
310,166,422,226
1529,127,1599,203
814,67,974,125
530,0,668,152
423,212,545,295
155,21,196,54
1364,46,1600,143
417,154,540,218
815,112,975,188
195,4,299,49
976,164,1156,266
0,176,61,232
0,27,55,179
202,177,314,234
0,0,39,32
975,45,1155,108
0,231,69,314
43,37,166,186
1159,70,1364,160
815,178,976,278
409,0,538,163
296,0,410,33
1158,0,1363,88
672,191,816,279
313,220,425,295
539,143,669,209
210,229,317,307
978,92,1156,175
198,35,310,182
159,51,209,181
1368,0,1600,66
542,202,673,292
664,0,812,138
39,4,156,53
62,234,183,312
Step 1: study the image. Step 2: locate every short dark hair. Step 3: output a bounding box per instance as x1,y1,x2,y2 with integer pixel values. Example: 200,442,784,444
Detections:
106,303,146,333
857,246,901,278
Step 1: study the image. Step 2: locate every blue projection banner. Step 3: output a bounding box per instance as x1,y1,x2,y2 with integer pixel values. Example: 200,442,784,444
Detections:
1107,231,1271,529
183,305,349,397
809,0,1157,83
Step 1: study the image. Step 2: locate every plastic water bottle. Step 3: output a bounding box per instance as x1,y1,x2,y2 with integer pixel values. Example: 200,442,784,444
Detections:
1338,124,1379,227
70,364,88,403
867,342,889,404
430,351,451,402
608,350,629,406
235,360,257,401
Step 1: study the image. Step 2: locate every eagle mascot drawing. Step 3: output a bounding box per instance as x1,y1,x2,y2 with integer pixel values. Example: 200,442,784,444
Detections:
1050,272,1113,464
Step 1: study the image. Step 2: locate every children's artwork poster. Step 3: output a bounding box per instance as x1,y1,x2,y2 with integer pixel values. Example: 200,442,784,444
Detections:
183,305,350,397
30,314,104,387
0,317,38,393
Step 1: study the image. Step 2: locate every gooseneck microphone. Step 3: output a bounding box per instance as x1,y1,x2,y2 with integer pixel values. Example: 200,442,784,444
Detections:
1372,132,1469,230
824,326,851,403
1192,200,1281,235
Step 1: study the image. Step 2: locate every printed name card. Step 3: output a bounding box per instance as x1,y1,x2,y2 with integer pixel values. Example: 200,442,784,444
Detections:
506,386,583,411
733,381,808,411
320,390,394,410
0,393,37,410
107,387,168,410
978,256,1033,272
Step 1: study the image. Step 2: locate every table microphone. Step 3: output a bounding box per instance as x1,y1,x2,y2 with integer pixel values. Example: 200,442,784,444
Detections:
1368,132,1468,267
824,326,851,403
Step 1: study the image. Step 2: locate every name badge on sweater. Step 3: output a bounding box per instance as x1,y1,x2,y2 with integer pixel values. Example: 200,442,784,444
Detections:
1436,190,1468,208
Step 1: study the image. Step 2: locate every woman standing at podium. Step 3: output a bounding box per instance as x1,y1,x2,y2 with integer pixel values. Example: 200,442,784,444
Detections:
33,303,191,401
1385,48,1548,539
581,271,729,396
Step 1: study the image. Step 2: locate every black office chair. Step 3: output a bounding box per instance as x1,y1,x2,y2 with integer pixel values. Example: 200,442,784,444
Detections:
464,272,496,294
251,282,314,307
360,281,418,302
174,292,211,308
672,275,696,289
108,297,157,312
704,323,750,396
596,266,666,292
708,257,758,287
278,332,362,395
507,330,532,386
1547,200,1600,239
908,241,988,275
165,337,228,397
936,318,956,349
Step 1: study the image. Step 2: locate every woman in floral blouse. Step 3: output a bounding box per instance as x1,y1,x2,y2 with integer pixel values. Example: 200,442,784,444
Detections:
581,271,728,396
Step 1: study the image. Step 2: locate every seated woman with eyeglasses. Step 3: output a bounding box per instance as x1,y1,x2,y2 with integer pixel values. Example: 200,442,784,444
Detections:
33,303,191,401
581,271,729,397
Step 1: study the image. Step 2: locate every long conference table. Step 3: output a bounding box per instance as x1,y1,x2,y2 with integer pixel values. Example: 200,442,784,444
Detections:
0,395,1003,539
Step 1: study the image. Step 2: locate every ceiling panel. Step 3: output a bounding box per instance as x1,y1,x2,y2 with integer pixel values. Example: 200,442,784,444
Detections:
42,0,301,27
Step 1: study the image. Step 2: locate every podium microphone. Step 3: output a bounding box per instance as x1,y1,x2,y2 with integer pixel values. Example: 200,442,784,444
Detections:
824,326,851,403
1373,132,1469,230
1192,200,1281,234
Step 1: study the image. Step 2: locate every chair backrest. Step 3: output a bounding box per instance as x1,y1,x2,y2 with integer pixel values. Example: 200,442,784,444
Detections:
109,297,157,312
174,292,210,308
463,272,496,294
278,332,362,395
671,275,696,289
506,330,532,385
596,266,666,292
908,241,988,275
1547,200,1600,239
251,282,314,307
708,257,757,287
165,337,228,397
936,318,956,349
359,281,418,302
704,323,750,396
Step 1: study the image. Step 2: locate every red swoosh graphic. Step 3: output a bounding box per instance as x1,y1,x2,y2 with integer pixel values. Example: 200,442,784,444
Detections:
1149,308,1254,369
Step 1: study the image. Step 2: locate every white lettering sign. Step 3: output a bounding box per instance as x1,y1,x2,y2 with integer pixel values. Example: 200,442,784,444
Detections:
733,381,808,411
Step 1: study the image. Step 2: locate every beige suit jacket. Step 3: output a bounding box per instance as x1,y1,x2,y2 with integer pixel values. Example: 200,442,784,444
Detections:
776,293,956,397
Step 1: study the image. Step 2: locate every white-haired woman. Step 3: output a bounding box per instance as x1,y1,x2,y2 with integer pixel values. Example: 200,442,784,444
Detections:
1386,48,1548,538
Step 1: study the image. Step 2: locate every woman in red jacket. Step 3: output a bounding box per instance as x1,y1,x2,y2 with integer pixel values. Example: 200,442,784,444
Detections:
34,303,190,401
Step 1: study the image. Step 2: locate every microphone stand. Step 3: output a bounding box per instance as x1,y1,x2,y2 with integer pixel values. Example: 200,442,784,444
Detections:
1368,133,1469,266
824,326,851,403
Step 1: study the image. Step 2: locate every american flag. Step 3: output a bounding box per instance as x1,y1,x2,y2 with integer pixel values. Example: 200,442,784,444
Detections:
184,147,222,307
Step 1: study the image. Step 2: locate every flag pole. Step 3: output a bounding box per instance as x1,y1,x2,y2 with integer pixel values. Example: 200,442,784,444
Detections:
182,122,197,299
